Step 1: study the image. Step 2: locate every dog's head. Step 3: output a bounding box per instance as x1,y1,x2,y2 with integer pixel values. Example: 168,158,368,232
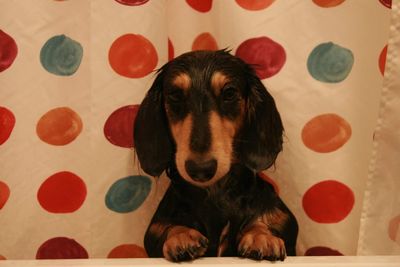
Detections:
134,50,283,187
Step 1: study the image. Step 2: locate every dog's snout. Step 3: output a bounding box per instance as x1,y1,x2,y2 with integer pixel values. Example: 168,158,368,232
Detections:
185,159,217,182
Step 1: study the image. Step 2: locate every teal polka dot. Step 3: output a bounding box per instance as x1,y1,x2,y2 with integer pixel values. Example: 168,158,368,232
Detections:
40,35,83,76
105,175,152,213
307,42,354,83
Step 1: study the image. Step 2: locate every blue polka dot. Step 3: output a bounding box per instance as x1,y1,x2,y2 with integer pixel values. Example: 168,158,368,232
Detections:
40,34,83,76
105,175,152,213
307,42,354,83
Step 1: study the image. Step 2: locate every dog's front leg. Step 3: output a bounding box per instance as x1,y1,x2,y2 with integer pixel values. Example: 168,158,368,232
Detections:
237,208,289,261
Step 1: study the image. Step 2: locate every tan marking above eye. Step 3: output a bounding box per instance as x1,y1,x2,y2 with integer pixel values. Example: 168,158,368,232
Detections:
172,73,191,91
211,71,231,96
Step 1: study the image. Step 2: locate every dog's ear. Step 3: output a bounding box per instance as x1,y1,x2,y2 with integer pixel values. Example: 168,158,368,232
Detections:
238,70,284,171
134,69,173,177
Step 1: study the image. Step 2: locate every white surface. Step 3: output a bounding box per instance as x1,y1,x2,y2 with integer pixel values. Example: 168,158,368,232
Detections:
0,257,399,267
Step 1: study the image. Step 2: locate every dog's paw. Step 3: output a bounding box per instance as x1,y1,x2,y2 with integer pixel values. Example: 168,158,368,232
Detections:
238,232,286,261
163,226,208,262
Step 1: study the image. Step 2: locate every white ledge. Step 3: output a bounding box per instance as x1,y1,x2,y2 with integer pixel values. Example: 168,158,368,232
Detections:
0,256,399,267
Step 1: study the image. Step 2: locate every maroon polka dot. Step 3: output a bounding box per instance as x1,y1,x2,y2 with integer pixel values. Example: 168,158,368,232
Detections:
379,45,387,76
305,246,343,256
104,105,139,148
37,171,87,213
186,0,212,12
235,36,286,79
36,237,88,259
114,0,149,6
0,30,18,72
0,181,10,209
379,0,392,8
303,180,355,223
0,106,16,145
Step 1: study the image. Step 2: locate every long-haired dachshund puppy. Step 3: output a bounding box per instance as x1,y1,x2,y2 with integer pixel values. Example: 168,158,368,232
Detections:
134,50,298,262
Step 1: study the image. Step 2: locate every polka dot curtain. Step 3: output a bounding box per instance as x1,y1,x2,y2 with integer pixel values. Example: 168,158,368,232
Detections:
0,0,399,260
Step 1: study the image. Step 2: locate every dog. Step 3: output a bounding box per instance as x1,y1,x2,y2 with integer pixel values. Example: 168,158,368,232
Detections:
133,50,298,262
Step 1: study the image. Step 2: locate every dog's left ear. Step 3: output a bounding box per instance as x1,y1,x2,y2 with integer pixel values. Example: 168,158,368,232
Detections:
134,70,173,177
237,72,284,171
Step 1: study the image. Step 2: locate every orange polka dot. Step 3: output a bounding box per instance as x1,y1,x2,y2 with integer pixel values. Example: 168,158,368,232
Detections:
186,0,212,12
0,255,6,260
109,34,158,78
388,215,400,245
302,113,351,153
0,181,10,209
312,0,345,8
36,107,82,146
236,0,275,11
108,244,148,258
192,32,218,51
379,45,387,76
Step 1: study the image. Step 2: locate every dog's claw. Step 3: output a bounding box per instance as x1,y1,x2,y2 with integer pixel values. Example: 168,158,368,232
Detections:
238,232,286,262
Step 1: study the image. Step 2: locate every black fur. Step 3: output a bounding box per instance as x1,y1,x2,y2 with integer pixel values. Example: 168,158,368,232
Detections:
134,50,298,262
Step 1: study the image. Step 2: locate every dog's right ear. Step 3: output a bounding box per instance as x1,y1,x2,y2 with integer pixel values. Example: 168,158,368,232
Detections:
134,68,173,177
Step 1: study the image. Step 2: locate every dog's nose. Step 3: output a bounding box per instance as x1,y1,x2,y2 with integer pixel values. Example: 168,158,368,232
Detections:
185,159,217,182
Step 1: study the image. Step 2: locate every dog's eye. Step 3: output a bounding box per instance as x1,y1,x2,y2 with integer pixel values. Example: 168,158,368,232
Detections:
221,87,239,102
166,90,184,104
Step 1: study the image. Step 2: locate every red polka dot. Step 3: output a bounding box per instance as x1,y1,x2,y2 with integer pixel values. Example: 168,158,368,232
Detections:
305,246,343,256
186,0,212,12
0,255,6,260
303,180,355,223
235,0,275,11
36,107,83,146
168,38,174,61
235,36,286,79
36,237,88,259
379,45,387,76
0,181,10,209
258,173,279,195
312,0,346,8
37,171,87,213
104,105,139,148
108,244,148,258
114,0,149,6
379,0,392,8
388,214,400,245
0,30,18,72
192,32,218,51
0,106,16,145
109,34,158,78
302,113,352,153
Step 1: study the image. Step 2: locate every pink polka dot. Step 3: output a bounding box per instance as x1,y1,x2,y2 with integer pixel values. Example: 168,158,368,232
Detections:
379,0,392,8
305,246,343,256
235,0,275,11
379,45,387,76
192,32,218,51
0,106,16,145
37,171,87,213
0,181,10,209
114,0,149,6
109,34,158,78
302,113,352,153
168,38,174,61
303,180,355,223
108,244,148,258
312,0,345,8
36,237,88,259
235,36,286,79
0,30,18,72
186,0,212,12
104,105,139,148
388,214,400,245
